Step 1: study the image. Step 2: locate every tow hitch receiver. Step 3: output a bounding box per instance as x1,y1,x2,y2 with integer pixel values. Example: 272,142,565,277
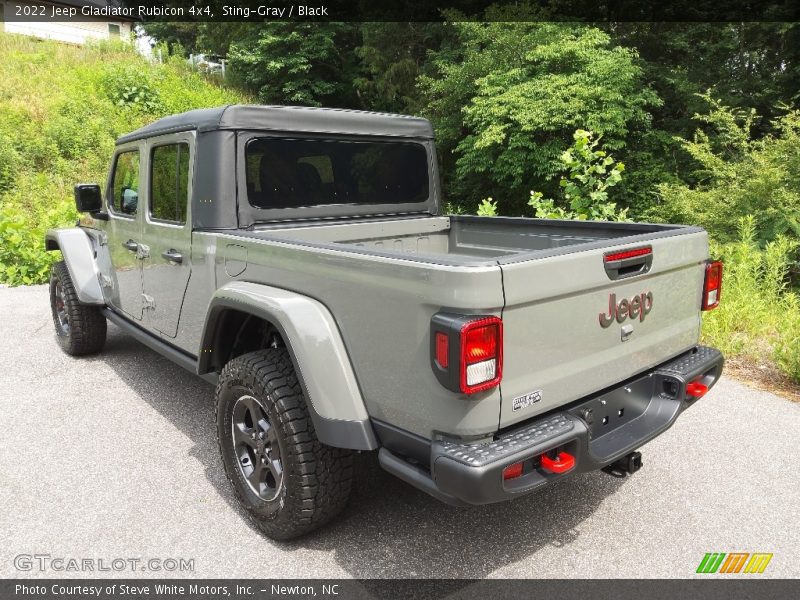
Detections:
602,451,643,477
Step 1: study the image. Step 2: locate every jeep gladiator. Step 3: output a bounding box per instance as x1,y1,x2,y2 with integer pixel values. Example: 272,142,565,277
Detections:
45,105,724,539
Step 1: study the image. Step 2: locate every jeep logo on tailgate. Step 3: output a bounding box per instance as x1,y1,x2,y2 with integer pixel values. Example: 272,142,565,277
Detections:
599,292,653,328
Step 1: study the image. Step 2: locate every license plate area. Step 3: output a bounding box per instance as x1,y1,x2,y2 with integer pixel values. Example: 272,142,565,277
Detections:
568,375,655,440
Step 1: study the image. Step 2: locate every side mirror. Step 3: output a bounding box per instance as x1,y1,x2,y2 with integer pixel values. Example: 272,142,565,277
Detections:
74,184,103,213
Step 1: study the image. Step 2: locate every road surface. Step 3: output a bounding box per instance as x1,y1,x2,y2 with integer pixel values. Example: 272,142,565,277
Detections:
1,285,798,579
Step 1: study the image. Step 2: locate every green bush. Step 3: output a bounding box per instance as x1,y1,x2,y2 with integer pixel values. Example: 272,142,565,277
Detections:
528,129,628,221
101,66,164,113
701,217,799,381
774,293,800,380
476,198,498,216
0,133,20,194
649,96,800,245
0,202,72,286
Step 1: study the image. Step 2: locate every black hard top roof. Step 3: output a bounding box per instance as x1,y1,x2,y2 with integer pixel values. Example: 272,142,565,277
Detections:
115,105,435,145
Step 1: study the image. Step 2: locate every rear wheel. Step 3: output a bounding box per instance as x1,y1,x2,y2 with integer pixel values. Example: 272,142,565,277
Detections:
49,260,106,356
216,348,353,540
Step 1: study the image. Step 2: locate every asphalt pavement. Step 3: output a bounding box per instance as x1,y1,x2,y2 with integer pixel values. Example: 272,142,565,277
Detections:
1,284,798,579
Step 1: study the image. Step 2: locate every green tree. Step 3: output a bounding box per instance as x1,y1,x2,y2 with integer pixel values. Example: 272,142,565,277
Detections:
608,23,800,215
226,23,361,107
140,22,205,54
420,18,658,214
353,23,447,114
612,23,800,141
650,97,800,244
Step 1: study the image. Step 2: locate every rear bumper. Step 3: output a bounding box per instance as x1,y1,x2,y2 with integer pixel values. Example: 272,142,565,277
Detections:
379,345,723,506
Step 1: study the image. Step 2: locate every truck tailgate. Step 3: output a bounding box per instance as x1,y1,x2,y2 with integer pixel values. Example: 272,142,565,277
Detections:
498,229,708,429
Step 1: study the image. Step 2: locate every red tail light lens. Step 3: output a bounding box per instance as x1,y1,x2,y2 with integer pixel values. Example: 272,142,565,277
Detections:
460,317,502,394
702,261,723,311
464,323,498,362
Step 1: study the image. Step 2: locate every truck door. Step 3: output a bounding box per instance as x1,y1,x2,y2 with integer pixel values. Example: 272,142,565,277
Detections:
140,135,193,338
106,146,143,320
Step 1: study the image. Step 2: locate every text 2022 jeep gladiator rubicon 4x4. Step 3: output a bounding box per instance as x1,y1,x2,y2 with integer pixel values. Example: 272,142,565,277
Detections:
46,105,724,539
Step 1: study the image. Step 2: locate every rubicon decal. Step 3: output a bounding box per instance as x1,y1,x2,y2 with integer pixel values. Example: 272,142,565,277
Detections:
599,292,653,328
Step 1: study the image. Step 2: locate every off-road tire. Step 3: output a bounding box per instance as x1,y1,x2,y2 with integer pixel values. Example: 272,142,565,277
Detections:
216,348,353,540
49,260,107,355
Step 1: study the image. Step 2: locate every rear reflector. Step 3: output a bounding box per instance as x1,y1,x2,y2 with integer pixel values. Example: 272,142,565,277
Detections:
435,332,449,368
604,247,652,262
503,462,524,480
460,317,503,394
702,261,723,311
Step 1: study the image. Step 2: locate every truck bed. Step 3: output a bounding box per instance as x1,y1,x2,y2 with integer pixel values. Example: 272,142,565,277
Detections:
258,216,694,265
212,214,707,438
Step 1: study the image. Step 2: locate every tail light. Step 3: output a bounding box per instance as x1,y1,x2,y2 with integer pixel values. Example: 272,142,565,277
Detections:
702,261,723,311
430,313,503,394
461,317,503,393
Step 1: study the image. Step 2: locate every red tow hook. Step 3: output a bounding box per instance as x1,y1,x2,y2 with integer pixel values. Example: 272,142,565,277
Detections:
540,451,575,474
686,381,709,399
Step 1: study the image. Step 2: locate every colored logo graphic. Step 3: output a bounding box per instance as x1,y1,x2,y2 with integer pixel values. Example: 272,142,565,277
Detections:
696,553,773,574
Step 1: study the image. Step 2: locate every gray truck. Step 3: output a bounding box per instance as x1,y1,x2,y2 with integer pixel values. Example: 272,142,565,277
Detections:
46,105,724,539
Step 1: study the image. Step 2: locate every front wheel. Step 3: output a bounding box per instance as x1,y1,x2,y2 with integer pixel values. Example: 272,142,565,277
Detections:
49,261,107,356
215,349,353,540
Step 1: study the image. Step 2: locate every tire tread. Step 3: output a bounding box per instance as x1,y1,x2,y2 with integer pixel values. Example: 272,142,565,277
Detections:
50,261,106,355
215,349,353,539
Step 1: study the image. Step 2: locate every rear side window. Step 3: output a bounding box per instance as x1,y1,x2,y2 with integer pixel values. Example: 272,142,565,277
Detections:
150,143,190,224
110,150,140,216
245,138,429,210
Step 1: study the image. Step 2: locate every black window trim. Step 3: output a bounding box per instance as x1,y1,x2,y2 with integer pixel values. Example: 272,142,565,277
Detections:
106,147,140,220
148,141,190,226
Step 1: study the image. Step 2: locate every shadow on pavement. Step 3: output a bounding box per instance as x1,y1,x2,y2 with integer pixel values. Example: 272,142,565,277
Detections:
98,323,628,578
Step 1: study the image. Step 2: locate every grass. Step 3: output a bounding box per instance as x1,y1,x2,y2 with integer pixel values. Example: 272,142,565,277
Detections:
0,33,247,284
701,217,800,385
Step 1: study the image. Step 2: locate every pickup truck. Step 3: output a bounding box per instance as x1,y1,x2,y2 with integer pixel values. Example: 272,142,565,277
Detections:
46,105,724,540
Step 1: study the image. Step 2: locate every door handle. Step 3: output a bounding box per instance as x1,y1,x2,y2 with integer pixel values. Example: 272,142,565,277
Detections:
161,249,183,264
122,239,138,252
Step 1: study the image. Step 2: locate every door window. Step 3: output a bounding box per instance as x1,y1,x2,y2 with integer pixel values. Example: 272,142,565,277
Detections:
150,143,190,224
109,150,140,216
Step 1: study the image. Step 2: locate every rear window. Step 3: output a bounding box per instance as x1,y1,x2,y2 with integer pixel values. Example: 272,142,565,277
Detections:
245,138,429,210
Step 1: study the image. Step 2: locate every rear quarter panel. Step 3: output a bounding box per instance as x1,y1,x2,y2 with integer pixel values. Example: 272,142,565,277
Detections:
186,232,506,440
